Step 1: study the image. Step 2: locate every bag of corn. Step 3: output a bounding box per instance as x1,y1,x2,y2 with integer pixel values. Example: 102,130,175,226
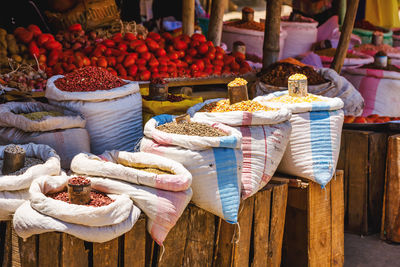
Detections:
14,175,140,243
187,99,292,199
140,114,242,223
0,102,89,168
342,68,400,116
46,75,142,155
255,91,344,186
71,151,192,192
255,68,364,116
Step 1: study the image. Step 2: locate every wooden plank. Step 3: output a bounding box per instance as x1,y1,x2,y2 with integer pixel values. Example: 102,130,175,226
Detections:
232,197,254,267
182,0,195,36
124,217,146,267
346,130,369,234
251,187,272,267
2,222,12,267
38,232,61,267
282,186,308,267
184,206,216,267
331,171,344,267
61,234,88,267
308,180,332,267
337,130,347,217
263,0,283,68
17,235,37,267
207,0,227,46
330,0,360,73
368,133,388,233
382,134,400,242
11,226,21,267
158,208,190,266
0,222,6,266
93,238,119,267
267,183,288,267
213,219,235,267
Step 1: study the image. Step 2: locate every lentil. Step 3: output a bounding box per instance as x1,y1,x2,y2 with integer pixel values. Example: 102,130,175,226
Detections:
156,121,228,137
228,78,248,87
21,111,64,121
47,190,114,207
258,62,327,87
54,66,127,92
353,44,400,55
315,48,362,58
225,20,265,31
0,157,44,175
68,176,91,185
267,93,326,104
4,144,25,154
200,99,276,112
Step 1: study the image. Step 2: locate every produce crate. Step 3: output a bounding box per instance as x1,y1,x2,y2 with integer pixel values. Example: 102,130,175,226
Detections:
277,170,344,267
1,216,147,267
0,182,288,267
381,134,400,243
337,129,388,235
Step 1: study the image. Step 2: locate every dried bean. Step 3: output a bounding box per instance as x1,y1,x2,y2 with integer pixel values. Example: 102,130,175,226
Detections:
68,176,90,185
157,121,227,137
47,190,114,207
200,99,276,112
0,157,44,175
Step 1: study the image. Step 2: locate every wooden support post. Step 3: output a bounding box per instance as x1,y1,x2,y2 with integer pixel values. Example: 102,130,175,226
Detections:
182,0,195,36
262,0,282,69
331,0,359,73
207,0,227,46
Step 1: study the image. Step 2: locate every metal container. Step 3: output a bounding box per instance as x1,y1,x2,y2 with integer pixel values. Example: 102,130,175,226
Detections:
175,114,191,124
2,146,25,175
149,83,169,101
288,75,308,97
228,84,249,104
67,180,91,205
372,32,384,46
374,55,388,67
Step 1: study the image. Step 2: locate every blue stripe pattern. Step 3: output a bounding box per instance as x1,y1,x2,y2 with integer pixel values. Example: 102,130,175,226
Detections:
213,147,240,223
218,136,238,148
311,102,332,111
309,110,334,187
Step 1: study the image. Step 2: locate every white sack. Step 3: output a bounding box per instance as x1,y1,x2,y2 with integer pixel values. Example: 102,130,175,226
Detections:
255,68,364,116
46,75,143,155
0,143,60,191
0,190,29,221
29,175,133,227
71,151,192,191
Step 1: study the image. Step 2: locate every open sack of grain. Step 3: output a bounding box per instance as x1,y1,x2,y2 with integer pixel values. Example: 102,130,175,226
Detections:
14,175,140,243
0,143,60,221
255,91,344,186
0,102,89,168
46,67,142,155
343,67,400,116
255,61,364,116
70,151,193,245
188,98,291,199
140,114,242,224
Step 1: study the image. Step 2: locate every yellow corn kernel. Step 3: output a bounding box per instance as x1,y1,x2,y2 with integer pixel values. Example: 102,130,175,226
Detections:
268,93,325,104
288,73,307,81
228,78,248,87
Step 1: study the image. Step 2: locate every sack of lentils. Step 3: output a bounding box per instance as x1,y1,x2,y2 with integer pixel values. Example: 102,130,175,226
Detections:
140,114,243,223
45,66,143,155
255,91,344,187
0,102,89,169
14,175,140,243
71,151,192,192
0,143,60,220
255,61,364,116
188,95,292,199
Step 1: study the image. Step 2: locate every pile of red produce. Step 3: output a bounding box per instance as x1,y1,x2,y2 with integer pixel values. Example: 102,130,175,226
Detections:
54,66,127,92
344,114,400,124
47,191,114,207
68,176,91,185
11,23,252,82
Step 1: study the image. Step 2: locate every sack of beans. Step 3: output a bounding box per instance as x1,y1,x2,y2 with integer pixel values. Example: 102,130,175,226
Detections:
14,175,141,243
0,102,89,169
45,67,142,155
188,98,292,199
255,91,344,186
82,177,193,245
140,114,242,223
70,151,192,192
342,67,400,116
255,62,364,116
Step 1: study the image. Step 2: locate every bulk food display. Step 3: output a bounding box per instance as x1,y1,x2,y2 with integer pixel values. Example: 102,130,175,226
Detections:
255,74,344,186
188,78,292,199
255,60,364,116
14,175,141,243
0,102,89,168
314,48,373,67
141,114,243,223
0,143,60,220
46,66,142,154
